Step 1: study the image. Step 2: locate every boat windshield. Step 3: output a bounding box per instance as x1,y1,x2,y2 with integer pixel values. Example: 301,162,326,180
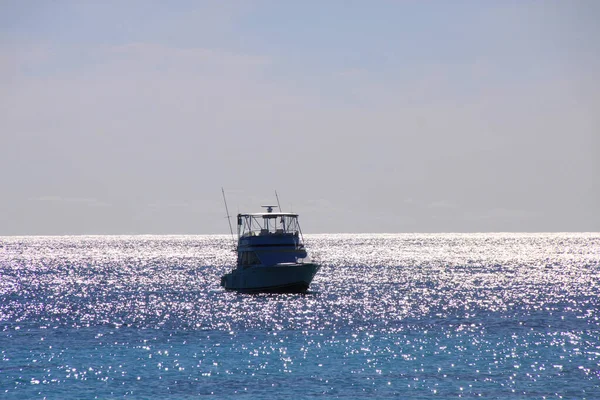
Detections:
237,213,301,237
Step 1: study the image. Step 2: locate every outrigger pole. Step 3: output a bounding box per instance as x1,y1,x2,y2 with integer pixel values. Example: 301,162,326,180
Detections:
275,191,304,242
221,188,235,247
275,190,282,212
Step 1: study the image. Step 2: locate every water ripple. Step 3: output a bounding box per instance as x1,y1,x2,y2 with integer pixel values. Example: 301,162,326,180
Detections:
1,233,599,398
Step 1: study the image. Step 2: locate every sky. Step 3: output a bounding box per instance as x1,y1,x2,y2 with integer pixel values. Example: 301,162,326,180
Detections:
1,1,599,235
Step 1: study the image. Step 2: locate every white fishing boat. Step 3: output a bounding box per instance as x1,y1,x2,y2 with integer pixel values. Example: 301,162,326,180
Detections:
220,204,320,293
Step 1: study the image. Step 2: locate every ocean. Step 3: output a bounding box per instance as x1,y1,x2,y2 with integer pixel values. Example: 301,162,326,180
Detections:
1,233,599,399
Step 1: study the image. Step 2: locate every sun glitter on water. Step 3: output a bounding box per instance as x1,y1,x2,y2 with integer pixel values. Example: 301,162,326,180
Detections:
1,233,599,398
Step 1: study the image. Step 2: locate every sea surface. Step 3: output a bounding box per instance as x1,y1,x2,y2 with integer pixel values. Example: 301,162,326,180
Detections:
1,233,599,399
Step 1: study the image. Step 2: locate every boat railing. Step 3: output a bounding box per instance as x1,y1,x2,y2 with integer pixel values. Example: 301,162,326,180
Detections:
241,229,299,237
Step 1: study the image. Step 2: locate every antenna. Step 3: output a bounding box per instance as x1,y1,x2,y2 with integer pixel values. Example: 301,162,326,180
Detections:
275,190,282,212
260,205,278,213
221,188,235,246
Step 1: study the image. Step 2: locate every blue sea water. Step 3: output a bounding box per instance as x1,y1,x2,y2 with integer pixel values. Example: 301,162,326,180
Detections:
1,233,599,399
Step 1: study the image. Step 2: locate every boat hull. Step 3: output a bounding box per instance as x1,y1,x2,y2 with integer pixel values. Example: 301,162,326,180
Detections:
221,263,320,293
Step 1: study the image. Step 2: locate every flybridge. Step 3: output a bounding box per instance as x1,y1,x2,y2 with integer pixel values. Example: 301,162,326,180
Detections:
237,205,303,238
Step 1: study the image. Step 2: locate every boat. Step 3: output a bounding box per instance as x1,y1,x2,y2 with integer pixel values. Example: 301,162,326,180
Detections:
220,205,320,293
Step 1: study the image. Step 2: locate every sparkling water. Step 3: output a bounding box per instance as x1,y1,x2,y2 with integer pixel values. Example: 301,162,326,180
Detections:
1,233,599,398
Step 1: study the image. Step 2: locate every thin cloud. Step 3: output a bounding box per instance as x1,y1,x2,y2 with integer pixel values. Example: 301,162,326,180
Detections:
29,196,111,207
428,200,457,209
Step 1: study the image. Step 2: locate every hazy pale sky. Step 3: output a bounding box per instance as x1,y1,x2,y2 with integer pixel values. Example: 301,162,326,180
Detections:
1,1,598,234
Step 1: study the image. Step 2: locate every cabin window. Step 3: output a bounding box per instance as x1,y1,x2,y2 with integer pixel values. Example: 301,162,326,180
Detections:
239,251,260,266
